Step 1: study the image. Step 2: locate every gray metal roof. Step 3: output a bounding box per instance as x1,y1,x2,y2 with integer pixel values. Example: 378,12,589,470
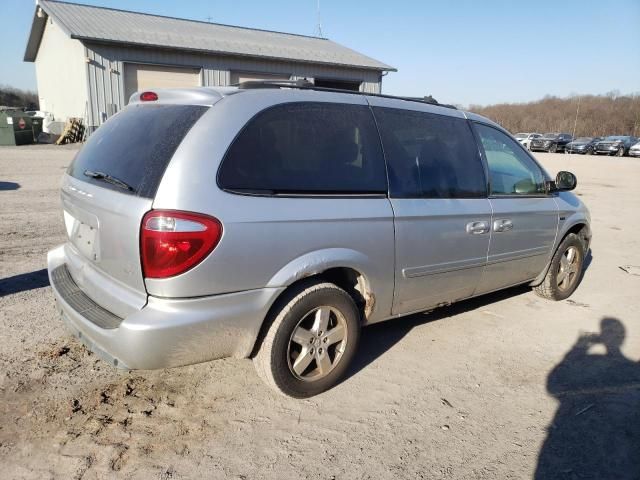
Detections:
25,0,395,72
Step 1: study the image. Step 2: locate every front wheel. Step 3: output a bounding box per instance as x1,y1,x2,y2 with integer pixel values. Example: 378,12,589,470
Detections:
616,147,625,157
253,281,361,398
550,144,558,153
534,233,585,301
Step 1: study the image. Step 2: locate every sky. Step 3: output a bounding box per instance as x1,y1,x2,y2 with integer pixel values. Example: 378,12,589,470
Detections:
1,0,639,107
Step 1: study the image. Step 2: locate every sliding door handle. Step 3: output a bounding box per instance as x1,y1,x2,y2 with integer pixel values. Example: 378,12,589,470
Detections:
466,221,490,235
493,219,514,232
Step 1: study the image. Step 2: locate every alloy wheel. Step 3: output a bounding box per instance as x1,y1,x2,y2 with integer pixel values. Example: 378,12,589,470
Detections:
287,306,348,381
557,246,580,292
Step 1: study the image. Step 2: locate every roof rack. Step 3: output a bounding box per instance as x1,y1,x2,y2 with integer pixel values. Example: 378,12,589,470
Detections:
236,80,457,110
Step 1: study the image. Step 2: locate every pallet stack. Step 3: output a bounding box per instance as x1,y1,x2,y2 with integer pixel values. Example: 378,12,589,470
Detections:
55,118,85,145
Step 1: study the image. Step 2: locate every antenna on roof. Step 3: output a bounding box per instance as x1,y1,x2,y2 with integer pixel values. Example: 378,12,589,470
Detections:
315,0,324,38
205,15,213,23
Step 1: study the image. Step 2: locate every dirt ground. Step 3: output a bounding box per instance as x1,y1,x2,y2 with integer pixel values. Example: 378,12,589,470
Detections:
1,145,639,480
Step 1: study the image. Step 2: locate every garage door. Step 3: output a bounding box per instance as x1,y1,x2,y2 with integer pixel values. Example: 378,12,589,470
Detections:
124,64,201,103
230,71,291,85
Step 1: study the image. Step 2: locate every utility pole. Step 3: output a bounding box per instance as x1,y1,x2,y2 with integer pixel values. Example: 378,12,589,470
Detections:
315,0,323,38
572,95,581,139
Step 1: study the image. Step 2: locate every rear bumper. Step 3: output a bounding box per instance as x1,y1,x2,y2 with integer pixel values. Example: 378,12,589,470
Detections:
48,245,284,369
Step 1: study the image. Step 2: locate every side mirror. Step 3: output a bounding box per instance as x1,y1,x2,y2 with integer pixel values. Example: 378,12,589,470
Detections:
548,171,577,192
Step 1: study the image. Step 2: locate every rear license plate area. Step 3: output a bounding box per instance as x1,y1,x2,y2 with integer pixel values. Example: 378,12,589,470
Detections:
64,210,100,261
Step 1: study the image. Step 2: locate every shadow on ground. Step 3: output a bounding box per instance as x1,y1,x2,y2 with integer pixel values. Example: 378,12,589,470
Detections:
346,284,531,380
0,269,49,297
0,181,20,191
347,247,594,380
535,317,640,479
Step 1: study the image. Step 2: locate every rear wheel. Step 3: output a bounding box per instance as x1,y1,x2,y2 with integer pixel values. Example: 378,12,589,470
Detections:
534,233,585,301
253,281,360,398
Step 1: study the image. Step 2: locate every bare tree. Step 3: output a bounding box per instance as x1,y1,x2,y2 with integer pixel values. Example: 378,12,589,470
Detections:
469,93,640,137
0,85,39,110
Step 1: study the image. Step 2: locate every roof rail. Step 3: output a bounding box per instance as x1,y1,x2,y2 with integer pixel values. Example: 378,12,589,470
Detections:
236,79,314,89
236,80,457,110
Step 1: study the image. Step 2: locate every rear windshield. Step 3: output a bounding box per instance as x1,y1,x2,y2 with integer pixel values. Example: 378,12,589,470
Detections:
67,104,208,198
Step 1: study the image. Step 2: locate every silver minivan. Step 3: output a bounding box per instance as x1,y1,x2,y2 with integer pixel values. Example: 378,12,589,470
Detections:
48,83,591,397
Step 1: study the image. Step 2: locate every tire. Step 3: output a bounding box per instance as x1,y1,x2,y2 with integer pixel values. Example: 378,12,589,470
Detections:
616,147,625,157
534,233,585,301
586,148,593,155
550,144,558,153
253,281,361,398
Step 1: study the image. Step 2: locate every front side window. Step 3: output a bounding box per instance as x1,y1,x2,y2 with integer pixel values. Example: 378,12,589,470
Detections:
475,123,546,196
218,102,387,194
372,107,486,198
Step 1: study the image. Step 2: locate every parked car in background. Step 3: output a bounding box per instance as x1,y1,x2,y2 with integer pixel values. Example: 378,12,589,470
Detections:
529,133,573,153
47,84,591,398
514,132,542,150
565,137,602,155
593,136,638,156
629,141,640,157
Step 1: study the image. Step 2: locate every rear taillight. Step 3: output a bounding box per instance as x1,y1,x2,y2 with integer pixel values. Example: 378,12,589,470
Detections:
141,210,222,279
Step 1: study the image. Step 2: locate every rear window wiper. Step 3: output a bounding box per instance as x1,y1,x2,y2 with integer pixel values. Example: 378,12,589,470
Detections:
84,170,134,192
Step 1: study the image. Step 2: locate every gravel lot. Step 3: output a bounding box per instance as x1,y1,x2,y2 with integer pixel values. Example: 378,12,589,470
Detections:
1,145,639,479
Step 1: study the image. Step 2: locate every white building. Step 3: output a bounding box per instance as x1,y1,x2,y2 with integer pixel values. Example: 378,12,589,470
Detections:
24,0,395,131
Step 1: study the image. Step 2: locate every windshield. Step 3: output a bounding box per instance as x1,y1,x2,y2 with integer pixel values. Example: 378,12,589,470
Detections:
604,136,627,141
543,133,558,138
67,104,208,198
574,137,592,142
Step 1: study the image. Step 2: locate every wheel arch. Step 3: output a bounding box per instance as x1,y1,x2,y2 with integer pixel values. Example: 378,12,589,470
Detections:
251,257,376,357
530,221,591,287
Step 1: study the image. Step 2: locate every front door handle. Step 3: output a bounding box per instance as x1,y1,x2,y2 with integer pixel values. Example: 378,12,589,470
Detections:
493,219,514,232
466,221,490,235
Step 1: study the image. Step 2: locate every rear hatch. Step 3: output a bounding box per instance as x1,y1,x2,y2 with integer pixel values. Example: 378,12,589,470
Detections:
61,102,208,317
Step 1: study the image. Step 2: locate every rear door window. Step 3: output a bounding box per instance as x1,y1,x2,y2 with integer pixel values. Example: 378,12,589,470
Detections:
372,107,487,198
67,104,208,198
218,102,387,194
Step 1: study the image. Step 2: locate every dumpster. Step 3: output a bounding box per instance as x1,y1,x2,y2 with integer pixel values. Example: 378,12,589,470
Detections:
0,110,35,146
31,116,43,142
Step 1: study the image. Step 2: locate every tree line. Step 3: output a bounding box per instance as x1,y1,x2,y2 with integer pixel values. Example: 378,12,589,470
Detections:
0,85,39,110
468,92,640,137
